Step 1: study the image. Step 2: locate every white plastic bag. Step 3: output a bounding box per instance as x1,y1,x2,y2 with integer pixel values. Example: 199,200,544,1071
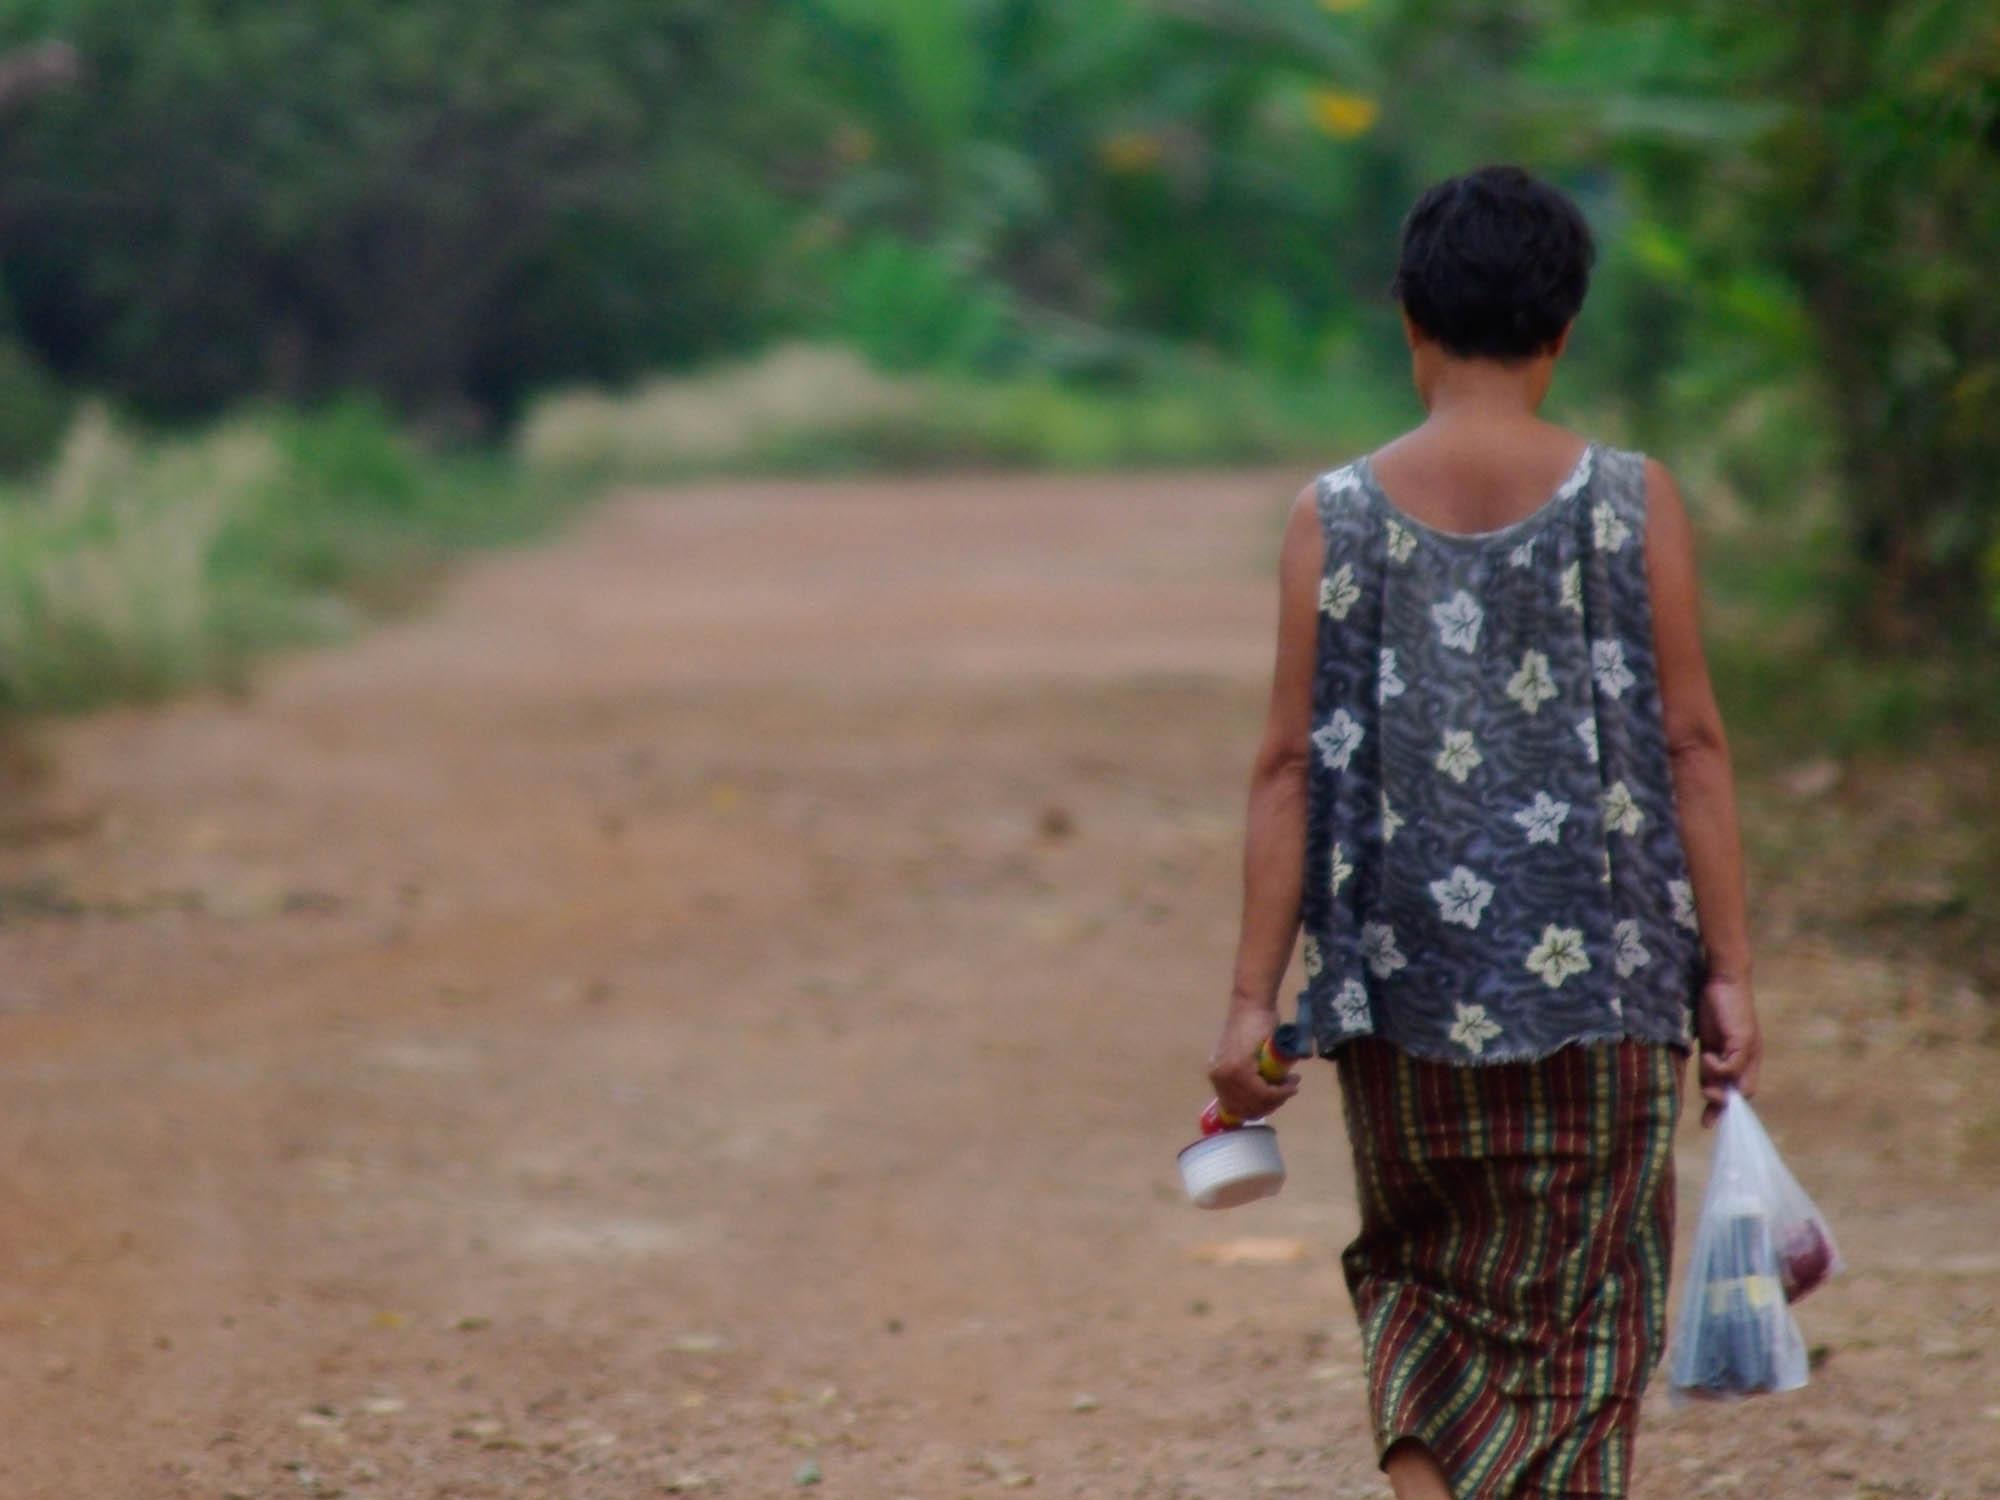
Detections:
1668,1088,1841,1403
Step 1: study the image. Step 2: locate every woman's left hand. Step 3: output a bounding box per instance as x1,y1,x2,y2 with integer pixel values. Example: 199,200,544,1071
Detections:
1207,1003,1300,1123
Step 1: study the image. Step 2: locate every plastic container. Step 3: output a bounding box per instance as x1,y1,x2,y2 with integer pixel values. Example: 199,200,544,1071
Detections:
1178,1032,1299,1210
1178,1123,1286,1209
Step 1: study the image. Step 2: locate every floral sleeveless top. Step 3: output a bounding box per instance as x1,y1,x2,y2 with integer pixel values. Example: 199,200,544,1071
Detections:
1289,440,1703,1066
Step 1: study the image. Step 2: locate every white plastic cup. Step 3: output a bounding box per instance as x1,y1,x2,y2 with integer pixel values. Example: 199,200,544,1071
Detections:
1177,1123,1285,1209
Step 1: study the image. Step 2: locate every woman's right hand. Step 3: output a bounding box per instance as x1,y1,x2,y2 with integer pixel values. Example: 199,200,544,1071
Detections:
1696,973,1761,1128
1207,1004,1300,1124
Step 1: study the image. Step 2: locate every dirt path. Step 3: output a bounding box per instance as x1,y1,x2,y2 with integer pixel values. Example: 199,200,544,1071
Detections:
1,471,1994,1500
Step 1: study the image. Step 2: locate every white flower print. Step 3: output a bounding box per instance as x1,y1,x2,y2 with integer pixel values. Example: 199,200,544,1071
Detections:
1361,921,1407,979
1326,466,1365,501
1556,446,1596,501
1525,924,1592,989
1449,1002,1503,1056
1576,717,1600,765
1434,728,1483,784
1508,539,1535,568
1385,519,1417,564
1431,590,1484,652
1328,841,1354,898
1312,708,1365,771
1669,878,1700,932
1381,795,1404,843
1602,779,1645,837
1333,978,1371,1033
1512,791,1571,845
1505,649,1558,715
1613,918,1652,978
1560,561,1584,615
1319,561,1361,620
1591,638,1636,699
1302,933,1324,980
1610,994,1625,1021
1378,648,1406,703
1593,500,1632,553
1429,865,1496,930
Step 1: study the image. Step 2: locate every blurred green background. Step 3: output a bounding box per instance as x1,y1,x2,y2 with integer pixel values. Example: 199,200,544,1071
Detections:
1,2,1996,986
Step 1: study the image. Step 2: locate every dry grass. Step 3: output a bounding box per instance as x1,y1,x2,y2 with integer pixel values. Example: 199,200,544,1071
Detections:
516,341,1392,479
0,400,575,716
0,408,274,709
517,344,925,475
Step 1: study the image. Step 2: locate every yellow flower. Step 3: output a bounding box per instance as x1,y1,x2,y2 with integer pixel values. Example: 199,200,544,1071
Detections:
1098,130,1163,173
1309,89,1379,139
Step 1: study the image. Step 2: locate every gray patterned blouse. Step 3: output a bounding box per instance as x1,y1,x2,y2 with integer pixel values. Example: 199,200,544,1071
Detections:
1288,440,1703,1066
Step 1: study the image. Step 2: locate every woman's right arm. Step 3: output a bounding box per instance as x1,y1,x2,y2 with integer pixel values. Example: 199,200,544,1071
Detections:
1207,482,1323,1123
1644,457,1761,1126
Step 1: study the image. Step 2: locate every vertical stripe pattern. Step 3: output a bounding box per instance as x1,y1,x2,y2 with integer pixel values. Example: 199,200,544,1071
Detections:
1334,1037,1682,1498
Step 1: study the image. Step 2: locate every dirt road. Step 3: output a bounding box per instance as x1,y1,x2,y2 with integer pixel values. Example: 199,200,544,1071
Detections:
1,471,1995,1499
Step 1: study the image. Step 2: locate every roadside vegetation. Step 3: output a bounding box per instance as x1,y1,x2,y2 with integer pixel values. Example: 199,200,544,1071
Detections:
0,401,583,714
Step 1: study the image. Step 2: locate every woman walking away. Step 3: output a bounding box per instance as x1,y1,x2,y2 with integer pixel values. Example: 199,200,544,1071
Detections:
1207,164,1761,1499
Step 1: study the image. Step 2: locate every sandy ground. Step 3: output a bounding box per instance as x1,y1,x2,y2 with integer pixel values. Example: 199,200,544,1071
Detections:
1,470,1996,1500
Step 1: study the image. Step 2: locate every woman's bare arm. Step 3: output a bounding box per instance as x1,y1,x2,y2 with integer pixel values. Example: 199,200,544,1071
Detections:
1207,482,1322,1122
1645,457,1761,1125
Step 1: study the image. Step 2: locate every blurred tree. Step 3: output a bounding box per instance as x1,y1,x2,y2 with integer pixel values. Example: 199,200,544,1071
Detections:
791,0,1396,376
1527,2,2000,636
1730,2,2000,637
0,1,795,425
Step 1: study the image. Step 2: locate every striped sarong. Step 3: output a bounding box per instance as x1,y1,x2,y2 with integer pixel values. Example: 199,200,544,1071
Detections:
1333,1037,1684,1498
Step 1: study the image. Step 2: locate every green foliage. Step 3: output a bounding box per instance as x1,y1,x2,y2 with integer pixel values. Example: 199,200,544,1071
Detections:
0,1,797,420
792,0,1404,376
1538,1,2000,636
1750,1,2000,635
824,236,1015,372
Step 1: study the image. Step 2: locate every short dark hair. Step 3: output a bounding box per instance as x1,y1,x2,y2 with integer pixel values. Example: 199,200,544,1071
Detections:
1389,165,1595,363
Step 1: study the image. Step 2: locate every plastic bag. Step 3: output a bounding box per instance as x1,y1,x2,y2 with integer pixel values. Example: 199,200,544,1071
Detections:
1668,1088,1842,1403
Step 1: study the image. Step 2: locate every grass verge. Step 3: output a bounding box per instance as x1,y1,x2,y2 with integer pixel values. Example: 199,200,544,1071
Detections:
0,400,588,716
2,345,1397,719
516,343,1401,481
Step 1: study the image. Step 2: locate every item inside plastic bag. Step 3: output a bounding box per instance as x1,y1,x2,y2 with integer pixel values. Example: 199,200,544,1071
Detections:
1668,1087,1843,1404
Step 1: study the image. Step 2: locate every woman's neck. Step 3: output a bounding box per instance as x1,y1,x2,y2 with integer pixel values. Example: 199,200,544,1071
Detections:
1414,352,1556,417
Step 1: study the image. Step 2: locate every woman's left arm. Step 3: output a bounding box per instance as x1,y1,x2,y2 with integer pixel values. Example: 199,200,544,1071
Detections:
1207,482,1323,1122
1645,457,1759,1126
